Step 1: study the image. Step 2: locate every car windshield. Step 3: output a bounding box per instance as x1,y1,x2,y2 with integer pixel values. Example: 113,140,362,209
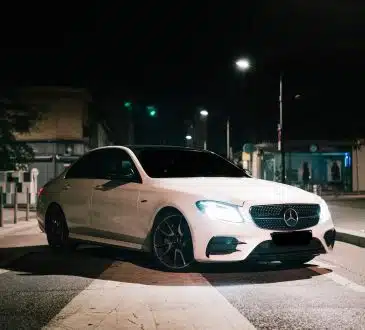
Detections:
132,148,249,178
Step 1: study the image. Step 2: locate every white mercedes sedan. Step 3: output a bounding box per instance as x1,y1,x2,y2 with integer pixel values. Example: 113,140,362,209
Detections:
36,145,336,271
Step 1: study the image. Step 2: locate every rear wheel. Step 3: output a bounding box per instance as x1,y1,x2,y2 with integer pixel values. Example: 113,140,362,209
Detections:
151,211,195,271
46,205,76,251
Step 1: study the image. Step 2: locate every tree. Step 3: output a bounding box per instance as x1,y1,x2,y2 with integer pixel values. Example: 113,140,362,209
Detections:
0,93,46,171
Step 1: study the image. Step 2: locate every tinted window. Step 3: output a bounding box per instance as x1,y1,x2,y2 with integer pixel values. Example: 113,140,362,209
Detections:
65,148,140,181
133,149,248,178
96,149,140,181
65,152,97,179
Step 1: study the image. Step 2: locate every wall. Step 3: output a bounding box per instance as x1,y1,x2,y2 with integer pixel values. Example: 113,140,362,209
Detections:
352,147,365,191
15,98,86,141
90,123,111,148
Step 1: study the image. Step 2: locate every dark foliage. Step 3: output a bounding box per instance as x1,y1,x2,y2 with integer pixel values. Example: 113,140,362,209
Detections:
0,93,46,170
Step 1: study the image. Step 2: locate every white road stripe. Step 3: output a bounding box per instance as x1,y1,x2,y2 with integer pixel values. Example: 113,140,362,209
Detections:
312,261,365,293
44,262,256,330
0,268,9,275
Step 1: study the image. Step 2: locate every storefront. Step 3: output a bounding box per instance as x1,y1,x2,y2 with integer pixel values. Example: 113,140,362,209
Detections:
252,140,356,193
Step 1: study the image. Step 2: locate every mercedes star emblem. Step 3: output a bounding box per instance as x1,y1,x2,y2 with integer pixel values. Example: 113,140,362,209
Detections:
283,208,299,227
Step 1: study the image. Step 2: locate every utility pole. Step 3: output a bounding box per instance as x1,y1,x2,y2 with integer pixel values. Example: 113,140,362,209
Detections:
226,118,230,159
124,101,134,144
279,73,285,184
128,111,134,144
355,139,361,193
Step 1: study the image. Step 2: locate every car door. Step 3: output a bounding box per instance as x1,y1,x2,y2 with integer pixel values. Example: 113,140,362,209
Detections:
90,148,144,248
58,151,98,236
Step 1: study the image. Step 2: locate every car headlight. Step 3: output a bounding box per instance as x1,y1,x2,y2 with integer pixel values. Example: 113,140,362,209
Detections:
196,200,244,223
319,199,332,223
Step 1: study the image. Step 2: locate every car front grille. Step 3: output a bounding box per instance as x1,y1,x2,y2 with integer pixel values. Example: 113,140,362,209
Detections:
249,204,320,230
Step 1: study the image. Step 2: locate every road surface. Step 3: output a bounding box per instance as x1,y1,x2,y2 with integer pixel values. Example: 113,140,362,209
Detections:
0,205,364,329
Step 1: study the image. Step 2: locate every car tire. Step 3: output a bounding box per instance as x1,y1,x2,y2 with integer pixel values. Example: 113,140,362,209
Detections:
46,205,77,251
151,210,195,272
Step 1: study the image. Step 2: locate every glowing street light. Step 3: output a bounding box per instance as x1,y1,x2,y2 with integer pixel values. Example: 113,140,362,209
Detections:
200,109,208,117
185,135,192,140
235,58,250,71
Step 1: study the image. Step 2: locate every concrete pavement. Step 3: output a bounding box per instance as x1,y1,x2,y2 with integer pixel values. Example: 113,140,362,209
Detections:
0,208,37,238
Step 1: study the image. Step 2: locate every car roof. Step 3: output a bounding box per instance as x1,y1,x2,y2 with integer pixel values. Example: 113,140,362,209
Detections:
124,145,209,153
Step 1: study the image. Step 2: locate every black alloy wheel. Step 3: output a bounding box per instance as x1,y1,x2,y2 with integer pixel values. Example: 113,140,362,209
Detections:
152,212,195,271
46,205,75,250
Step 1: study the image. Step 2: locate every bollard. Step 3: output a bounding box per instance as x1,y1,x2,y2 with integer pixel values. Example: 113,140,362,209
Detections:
26,187,30,221
313,185,317,195
0,186,3,227
14,183,17,224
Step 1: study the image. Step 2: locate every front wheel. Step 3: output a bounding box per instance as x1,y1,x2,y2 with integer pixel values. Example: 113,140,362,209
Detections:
151,211,195,271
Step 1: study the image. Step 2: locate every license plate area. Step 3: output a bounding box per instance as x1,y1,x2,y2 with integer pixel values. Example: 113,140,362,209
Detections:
271,231,312,246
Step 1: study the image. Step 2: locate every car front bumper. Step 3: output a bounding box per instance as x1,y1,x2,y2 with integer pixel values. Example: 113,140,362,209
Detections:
185,207,335,263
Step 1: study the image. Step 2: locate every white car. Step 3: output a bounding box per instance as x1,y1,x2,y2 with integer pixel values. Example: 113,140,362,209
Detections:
37,145,336,271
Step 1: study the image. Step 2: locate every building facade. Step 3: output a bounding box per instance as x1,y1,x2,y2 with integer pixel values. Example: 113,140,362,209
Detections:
14,87,110,189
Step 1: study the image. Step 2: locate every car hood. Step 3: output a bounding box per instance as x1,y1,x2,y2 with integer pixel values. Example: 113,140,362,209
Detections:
151,177,322,205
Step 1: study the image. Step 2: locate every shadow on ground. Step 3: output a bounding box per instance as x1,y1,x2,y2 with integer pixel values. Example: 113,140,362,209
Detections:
1,244,332,287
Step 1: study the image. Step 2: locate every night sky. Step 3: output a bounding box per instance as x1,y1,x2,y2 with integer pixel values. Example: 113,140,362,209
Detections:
1,2,364,153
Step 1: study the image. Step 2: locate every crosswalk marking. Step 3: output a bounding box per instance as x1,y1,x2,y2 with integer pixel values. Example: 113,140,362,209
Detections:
311,261,365,293
0,268,9,275
45,261,256,330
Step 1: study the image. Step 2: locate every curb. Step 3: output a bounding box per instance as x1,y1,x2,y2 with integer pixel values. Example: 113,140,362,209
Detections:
336,227,365,248
324,196,365,202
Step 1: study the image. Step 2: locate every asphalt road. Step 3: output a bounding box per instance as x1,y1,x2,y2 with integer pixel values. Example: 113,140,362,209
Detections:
0,211,364,329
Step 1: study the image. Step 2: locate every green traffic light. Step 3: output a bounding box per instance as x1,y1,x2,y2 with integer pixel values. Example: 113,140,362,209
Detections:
124,101,132,109
147,106,157,117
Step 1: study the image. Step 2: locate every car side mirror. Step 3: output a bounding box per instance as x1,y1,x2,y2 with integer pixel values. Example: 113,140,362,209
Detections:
106,168,135,181
121,167,135,178
244,169,252,177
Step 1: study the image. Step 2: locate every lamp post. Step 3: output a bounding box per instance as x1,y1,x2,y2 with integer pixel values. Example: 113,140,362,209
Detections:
233,57,251,160
124,101,134,144
279,73,285,183
199,109,208,149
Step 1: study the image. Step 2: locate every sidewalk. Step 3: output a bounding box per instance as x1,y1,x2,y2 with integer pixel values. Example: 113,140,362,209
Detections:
328,202,365,248
0,208,37,237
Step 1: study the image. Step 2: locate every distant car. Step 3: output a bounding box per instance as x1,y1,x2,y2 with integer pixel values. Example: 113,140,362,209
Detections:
37,145,336,271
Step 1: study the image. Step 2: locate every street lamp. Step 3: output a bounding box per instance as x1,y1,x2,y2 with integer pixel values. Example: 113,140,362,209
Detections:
185,135,192,140
231,58,251,159
200,109,208,117
199,109,208,149
235,58,250,71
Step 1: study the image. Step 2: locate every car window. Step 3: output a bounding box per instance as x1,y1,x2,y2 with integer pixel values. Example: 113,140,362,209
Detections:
65,148,141,181
133,148,248,178
65,152,98,179
95,149,141,182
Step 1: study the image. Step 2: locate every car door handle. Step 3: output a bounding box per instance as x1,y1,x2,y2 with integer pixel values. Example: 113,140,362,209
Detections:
63,184,71,191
